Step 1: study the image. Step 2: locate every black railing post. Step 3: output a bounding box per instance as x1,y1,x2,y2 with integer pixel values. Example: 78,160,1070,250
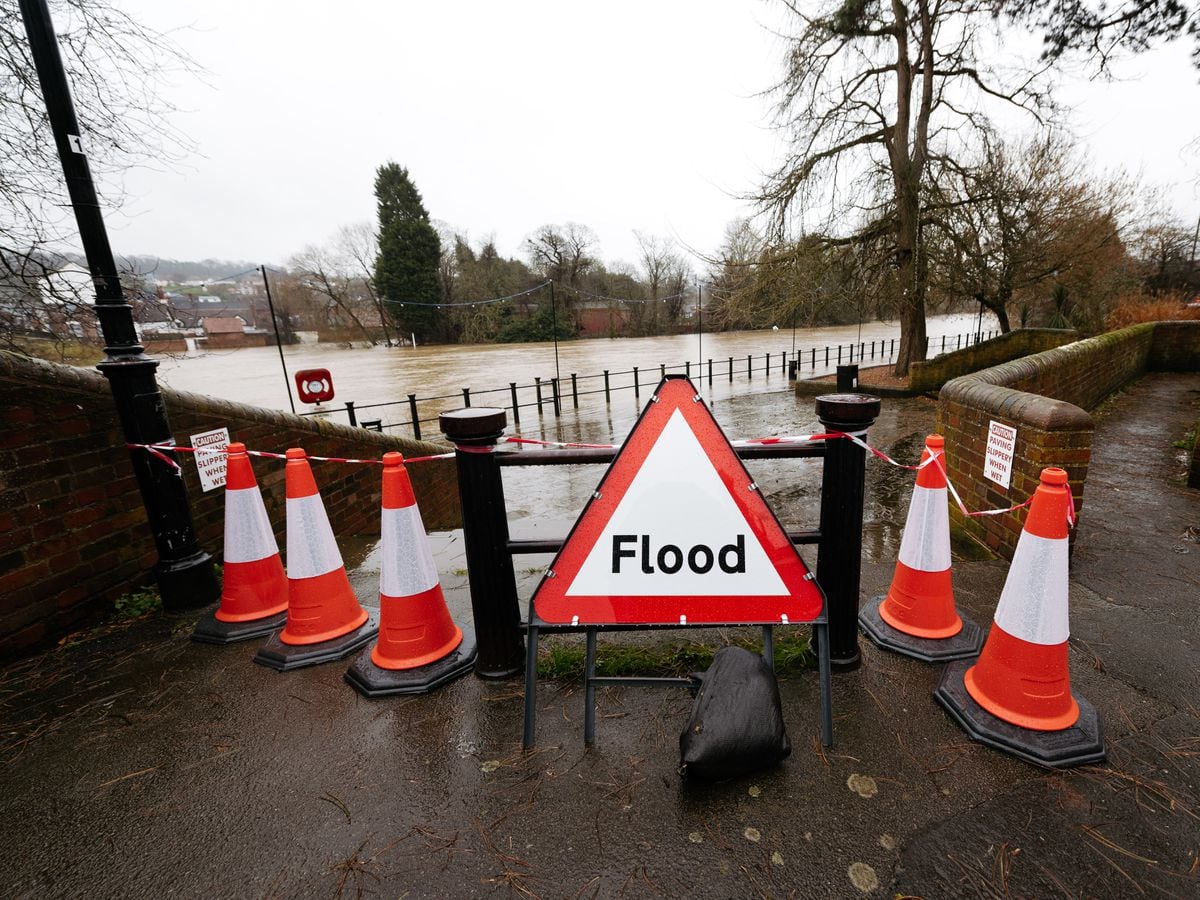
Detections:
812,347,817,369
633,366,640,400
462,387,471,408
825,346,829,367
660,363,666,380
942,335,946,352
535,377,544,412
815,393,881,671
408,393,421,440
685,361,691,378
603,370,611,403
707,358,713,385
728,357,733,383
747,355,752,379
345,400,357,427
837,345,842,365
571,373,578,408
508,383,520,428
440,408,524,678
551,378,561,416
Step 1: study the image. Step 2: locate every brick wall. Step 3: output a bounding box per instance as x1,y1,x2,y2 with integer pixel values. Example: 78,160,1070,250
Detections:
0,352,461,660
1149,320,1200,372
936,322,1198,558
909,328,1077,394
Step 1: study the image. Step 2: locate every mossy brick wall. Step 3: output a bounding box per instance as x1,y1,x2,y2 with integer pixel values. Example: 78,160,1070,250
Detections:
936,322,1198,558
1148,321,1200,372
909,328,1077,394
0,352,460,660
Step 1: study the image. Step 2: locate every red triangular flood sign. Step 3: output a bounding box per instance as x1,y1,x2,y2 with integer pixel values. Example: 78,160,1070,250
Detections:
532,375,824,626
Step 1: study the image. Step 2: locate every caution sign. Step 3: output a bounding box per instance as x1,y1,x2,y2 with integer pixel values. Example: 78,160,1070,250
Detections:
190,427,230,492
532,376,824,626
985,420,1016,489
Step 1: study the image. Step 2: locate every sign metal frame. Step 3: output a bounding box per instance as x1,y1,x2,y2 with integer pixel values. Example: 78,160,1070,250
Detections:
521,375,832,749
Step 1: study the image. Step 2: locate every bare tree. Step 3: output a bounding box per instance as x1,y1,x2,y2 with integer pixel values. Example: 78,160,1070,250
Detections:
761,0,1054,375
290,241,378,344
927,131,1135,332
634,230,692,322
525,223,597,288
1,0,196,353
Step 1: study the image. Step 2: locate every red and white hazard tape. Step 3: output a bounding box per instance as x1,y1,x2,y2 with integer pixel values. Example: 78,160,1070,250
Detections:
126,442,453,473
128,432,1075,527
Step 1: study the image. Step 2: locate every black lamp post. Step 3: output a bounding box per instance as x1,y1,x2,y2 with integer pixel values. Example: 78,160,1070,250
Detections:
20,0,218,610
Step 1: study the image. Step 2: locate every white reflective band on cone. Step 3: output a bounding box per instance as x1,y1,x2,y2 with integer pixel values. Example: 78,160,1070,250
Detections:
224,487,279,564
286,494,344,579
897,485,952,572
381,504,439,597
992,531,1070,645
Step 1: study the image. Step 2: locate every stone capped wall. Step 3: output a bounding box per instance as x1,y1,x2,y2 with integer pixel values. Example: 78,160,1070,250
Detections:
937,322,1199,558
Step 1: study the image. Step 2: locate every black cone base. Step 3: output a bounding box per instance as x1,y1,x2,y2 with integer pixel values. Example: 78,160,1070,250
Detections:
253,608,380,672
191,608,287,645
859,595,984,663
934,659,1106,769
344,625,478,698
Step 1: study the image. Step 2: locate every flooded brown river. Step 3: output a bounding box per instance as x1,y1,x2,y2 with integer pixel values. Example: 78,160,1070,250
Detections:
156,313,990,445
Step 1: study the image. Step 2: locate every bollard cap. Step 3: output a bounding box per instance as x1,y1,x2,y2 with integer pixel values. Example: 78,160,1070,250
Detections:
226,442,246,455
382,451,405,468
1040,467,1068,486
285,447,307,460
815,393,881,427
440,407,507,444
926,434,944,450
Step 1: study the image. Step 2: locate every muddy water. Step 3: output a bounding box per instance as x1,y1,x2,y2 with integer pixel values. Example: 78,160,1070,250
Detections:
155,313,990,442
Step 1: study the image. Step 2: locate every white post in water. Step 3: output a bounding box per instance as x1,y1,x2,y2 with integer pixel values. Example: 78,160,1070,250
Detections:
411,332,417,348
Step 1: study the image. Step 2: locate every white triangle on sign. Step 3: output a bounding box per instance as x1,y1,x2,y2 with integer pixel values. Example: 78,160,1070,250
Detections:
566,409,788,597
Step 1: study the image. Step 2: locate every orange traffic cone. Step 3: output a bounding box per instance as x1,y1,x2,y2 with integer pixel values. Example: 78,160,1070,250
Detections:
254,448,378,671
192,442,288,644
860,435,982,661
345,452,476,696
935,467,1105,768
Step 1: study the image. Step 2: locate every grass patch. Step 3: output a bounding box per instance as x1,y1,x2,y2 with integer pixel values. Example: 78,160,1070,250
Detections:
536,630,813,680
113,587,162,620
1172,427,1197,451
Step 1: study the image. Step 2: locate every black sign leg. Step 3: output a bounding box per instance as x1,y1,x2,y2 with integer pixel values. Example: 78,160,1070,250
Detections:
584,628,598,746
818,623,833,747
761,625,774,670
522,622,539,750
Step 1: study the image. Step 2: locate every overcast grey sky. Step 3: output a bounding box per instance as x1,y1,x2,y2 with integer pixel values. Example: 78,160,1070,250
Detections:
106,1,1199,272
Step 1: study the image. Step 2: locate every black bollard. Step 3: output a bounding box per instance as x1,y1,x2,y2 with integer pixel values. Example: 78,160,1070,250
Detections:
815,393,881,671
439,408,524,678
509,383,520,427
836,364,859,392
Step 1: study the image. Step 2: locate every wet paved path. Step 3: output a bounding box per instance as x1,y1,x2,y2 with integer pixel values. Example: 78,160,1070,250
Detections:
1,375,1197,898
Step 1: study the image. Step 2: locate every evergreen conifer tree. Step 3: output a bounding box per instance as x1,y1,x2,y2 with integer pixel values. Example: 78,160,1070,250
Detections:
373,163,442,341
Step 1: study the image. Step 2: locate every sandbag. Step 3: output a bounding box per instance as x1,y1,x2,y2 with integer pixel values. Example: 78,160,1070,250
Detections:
679,646,790,780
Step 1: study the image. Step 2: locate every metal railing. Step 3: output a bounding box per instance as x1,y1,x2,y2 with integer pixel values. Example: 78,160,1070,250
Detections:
300,328,998,439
